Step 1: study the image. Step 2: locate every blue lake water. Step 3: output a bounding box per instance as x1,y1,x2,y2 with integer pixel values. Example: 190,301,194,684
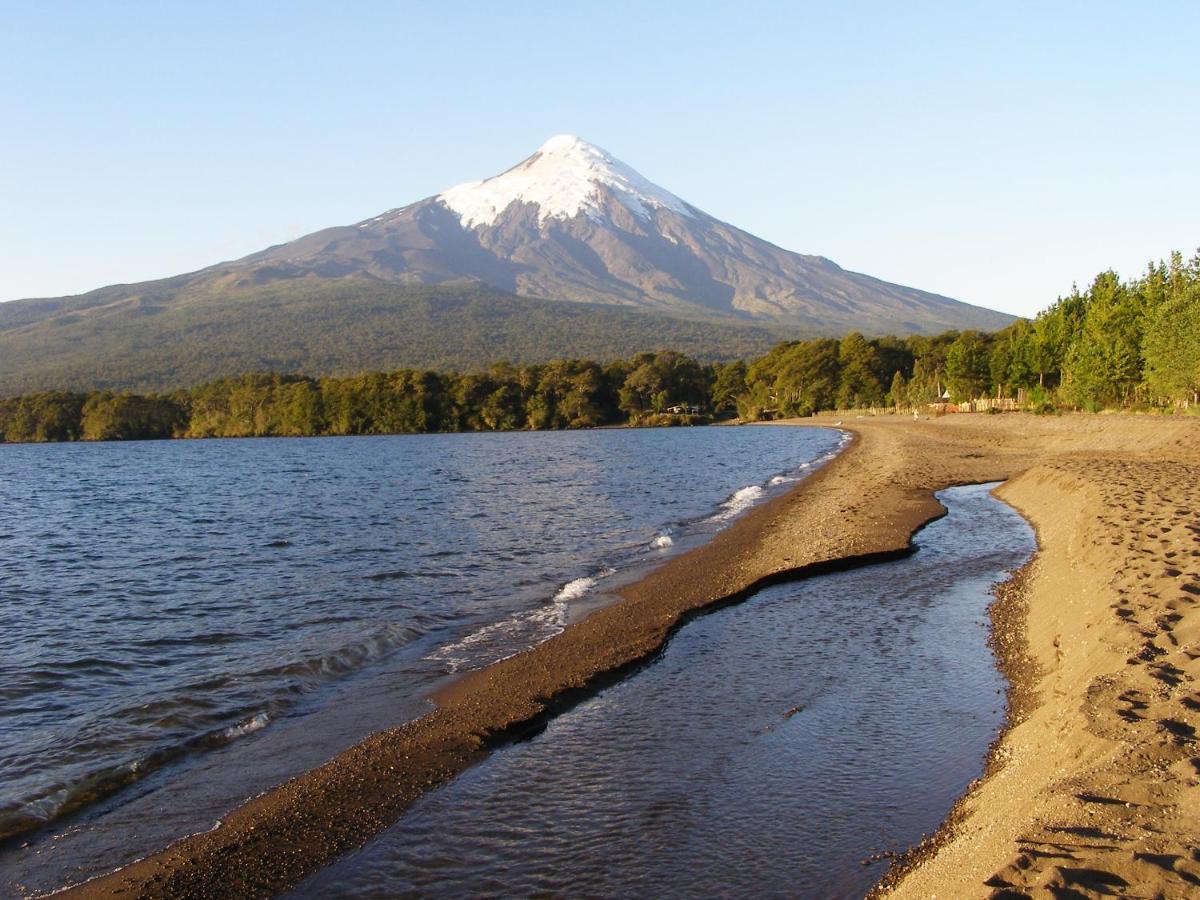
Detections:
0,426,843,893
292,483,1036,899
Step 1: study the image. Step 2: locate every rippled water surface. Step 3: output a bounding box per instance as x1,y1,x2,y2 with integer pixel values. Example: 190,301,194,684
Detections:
294,483,1035,899
0,426,841,892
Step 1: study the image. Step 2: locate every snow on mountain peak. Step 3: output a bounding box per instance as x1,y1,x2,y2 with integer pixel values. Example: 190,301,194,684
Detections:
437,135,693,229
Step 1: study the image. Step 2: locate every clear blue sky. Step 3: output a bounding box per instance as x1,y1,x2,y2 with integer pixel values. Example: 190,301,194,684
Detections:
3,1,1197,317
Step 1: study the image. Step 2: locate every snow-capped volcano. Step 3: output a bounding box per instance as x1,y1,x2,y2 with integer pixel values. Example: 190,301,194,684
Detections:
12,135,1014,342
437,135,694,228
236,135,1008,333
0,134,1019,394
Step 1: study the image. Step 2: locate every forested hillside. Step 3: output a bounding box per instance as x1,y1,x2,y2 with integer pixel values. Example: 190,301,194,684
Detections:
740,250,1200,415
0,282,787,396
1,252,1196,443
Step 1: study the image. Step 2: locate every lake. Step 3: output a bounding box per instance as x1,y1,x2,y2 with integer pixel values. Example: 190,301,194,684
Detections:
0,425,843,893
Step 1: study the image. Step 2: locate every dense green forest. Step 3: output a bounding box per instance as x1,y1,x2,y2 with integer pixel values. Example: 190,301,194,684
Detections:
737,250,1200,416
2,252,1197,443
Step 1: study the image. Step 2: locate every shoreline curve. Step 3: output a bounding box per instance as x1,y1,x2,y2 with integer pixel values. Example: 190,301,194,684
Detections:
52,413,1200,898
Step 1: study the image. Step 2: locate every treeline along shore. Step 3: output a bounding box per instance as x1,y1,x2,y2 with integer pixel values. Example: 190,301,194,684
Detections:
1,250,1197,443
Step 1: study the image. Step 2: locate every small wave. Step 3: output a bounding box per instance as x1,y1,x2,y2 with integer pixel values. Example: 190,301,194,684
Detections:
366,569,412,581
708,485,765,522
0,706,277,841
255,622,421,682
651,533,674,549
553,576,597,604
222,712,269,740
429,569,615,673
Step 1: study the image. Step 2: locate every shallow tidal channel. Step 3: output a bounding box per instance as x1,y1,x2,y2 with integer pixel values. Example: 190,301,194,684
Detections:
293,483,1036,898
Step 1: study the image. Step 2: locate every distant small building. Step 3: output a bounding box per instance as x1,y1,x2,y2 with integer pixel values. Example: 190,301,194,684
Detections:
665,404,701,415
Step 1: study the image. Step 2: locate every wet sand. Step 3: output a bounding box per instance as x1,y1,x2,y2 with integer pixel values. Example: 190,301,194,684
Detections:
57,414,1200,898
879,416,1200,898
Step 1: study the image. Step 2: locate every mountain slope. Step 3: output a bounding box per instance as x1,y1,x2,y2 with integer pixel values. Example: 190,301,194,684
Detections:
0,282,790,395
0,134,1015,393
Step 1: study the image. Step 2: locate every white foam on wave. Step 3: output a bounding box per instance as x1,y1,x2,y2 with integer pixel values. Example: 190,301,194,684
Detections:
553,575,598,604
729,484,765,506
708,484,765,522
651,533,674,549
428,568,615,673
532,568,614,627
223,712,269,741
